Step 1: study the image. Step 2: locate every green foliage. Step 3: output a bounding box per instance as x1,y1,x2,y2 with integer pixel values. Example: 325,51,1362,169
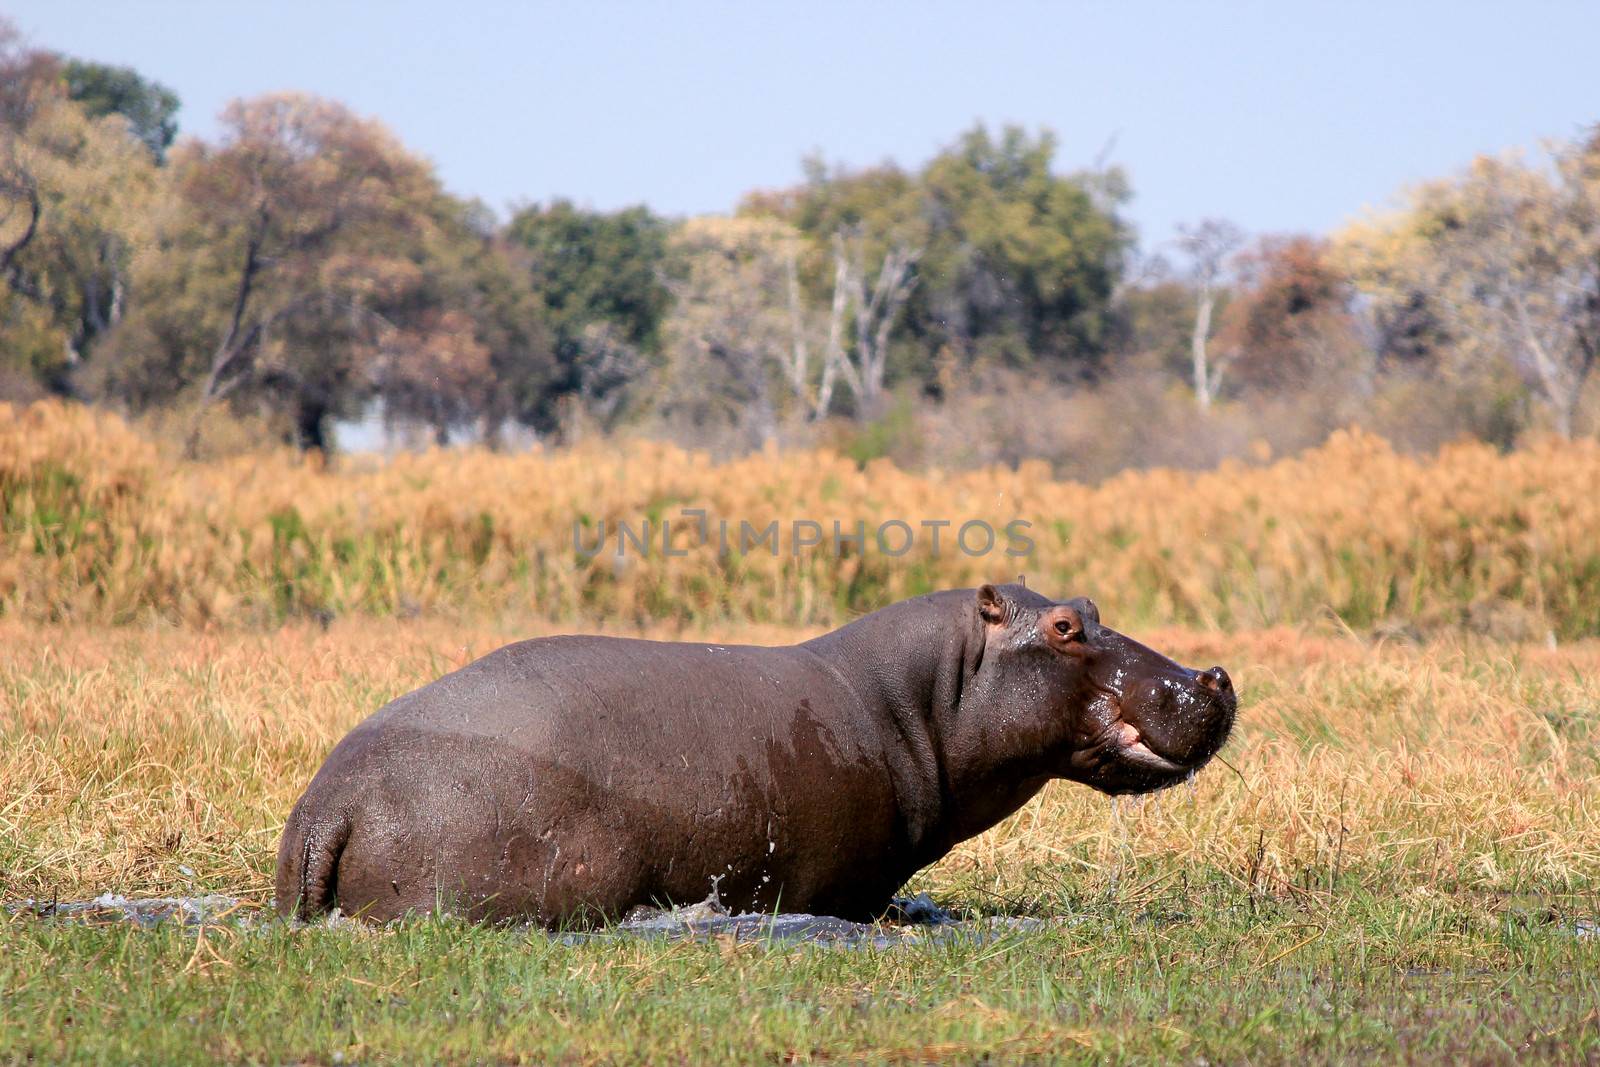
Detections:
445,210,561,440
0,289,64,386
750,154,921,265
5,1,1594,456
748,123,1133,389
0,44,159,393
98,93,559,449
916,124,1131,369
503,201,675,431
1110,278,1195,379
507,203,672,351
60,58,180,161
369,194,559,443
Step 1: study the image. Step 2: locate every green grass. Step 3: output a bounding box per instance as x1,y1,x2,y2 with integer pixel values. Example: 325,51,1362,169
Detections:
4,876,1598,1065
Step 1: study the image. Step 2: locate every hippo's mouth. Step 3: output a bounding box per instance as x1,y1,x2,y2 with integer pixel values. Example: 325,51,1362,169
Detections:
1109,720,1188,775
1070,686,1233,794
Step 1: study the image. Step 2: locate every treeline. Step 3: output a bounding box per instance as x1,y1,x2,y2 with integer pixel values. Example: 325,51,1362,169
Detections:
3,21,1599,469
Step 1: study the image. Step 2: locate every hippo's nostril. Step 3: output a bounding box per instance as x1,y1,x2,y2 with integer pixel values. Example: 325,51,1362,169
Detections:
1199,666,1233,694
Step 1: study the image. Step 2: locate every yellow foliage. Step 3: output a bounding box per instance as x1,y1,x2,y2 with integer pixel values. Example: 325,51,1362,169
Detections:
2,399,1598,635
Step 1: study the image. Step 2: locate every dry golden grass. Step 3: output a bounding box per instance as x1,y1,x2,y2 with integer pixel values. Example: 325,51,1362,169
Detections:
3,617,1596,907
4,399,1599,635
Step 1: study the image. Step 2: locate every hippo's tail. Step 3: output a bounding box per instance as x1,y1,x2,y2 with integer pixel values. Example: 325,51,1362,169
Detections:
274,800,352,920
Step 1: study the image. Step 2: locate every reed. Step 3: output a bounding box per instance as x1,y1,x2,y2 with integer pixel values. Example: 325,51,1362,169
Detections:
3,400,1599,637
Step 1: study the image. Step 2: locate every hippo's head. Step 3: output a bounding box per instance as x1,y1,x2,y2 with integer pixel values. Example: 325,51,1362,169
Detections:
970,584,1236,795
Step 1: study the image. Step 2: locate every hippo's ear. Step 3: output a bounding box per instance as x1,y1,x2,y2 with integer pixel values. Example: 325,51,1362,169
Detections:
977,584,1008,625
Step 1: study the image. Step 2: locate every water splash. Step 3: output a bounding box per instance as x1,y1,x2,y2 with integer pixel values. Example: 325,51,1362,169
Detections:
1106,794,1133,897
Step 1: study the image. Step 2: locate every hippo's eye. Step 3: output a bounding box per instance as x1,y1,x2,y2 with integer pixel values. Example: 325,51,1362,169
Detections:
1054,618,1082,641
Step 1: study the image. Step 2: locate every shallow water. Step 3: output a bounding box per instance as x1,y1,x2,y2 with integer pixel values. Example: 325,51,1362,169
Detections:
6,891,1051,948
8,893,249,928
12,892,1598,947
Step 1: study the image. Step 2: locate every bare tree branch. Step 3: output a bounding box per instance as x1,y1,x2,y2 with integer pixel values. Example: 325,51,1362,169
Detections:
817,230,918,420
1176,219,1245,410
0,170,39,281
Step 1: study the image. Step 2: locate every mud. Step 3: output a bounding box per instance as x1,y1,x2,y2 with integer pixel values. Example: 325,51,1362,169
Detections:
6,891,1051,948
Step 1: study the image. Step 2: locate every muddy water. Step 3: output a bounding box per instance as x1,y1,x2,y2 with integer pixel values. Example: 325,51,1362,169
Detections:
6,892,1053,948
8,893,250,928
13,893,1598,946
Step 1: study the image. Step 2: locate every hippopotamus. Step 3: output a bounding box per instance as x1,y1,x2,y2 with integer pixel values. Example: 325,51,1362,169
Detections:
276,584,1235,926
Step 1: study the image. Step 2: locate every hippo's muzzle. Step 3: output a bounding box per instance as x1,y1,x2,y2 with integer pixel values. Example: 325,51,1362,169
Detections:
1082,660,1237,794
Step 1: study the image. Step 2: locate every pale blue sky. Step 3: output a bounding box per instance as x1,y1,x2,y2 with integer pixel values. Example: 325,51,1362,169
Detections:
11,1,1599,249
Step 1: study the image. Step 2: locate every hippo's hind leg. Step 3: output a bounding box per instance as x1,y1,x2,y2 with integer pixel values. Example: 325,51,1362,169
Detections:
282,742,658,927
320,788,651,927
274,792,353,920
320,809,443,922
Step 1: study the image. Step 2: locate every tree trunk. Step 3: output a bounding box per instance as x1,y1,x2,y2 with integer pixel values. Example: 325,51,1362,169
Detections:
294,393,332,453
186,209,268,457
783,247,810,402
822,235,916,422
1192,287,1216,410
0,176,40,281
814,242,855,420
850,245,917,421
481,410,506,452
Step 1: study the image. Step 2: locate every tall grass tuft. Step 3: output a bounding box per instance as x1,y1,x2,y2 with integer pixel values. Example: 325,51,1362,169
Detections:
3,400,1599,635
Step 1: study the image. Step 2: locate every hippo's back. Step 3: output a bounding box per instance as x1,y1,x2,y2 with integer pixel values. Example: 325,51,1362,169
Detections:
278,634,906,924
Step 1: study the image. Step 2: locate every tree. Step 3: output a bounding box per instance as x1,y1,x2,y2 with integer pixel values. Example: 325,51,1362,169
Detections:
746,124,1131,394
449,213,560,447
61,59,180,161
505,200,672,429
1174,218,1244,409
1340,142,1600,437
0,23,158,395
815,230,918,420
1217,234,1364,393
0,19,56,132
369,196,557,446
657,215,802,445
0,29,56,386
1103,250,1194,380
189,94,439,449
100,93,443,450
744,158,925,418
915,125,1130,372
